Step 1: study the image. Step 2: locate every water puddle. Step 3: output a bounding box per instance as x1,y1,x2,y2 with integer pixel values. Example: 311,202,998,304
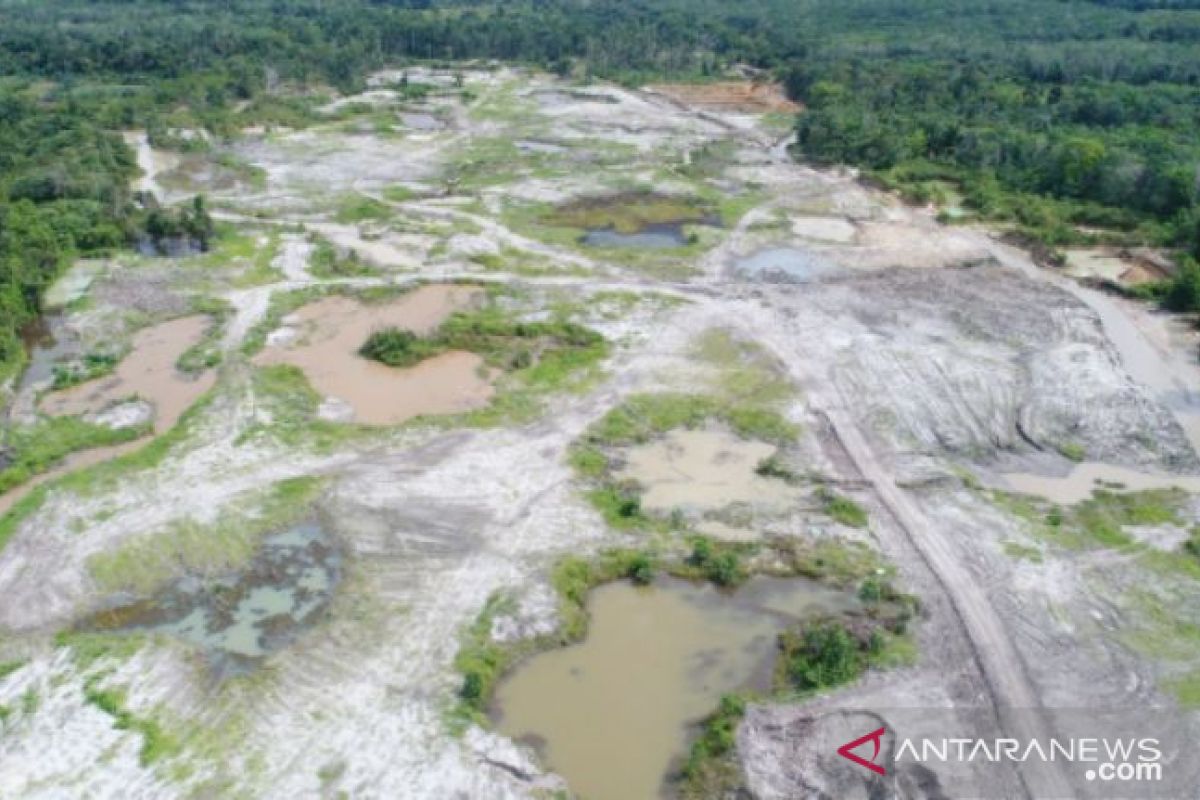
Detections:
494,576,856,800
548,193,719,250
401,112,443,131
16,315,72,392
733,246,840,283
1001,462,1200,505
85,522,341,675
581,223,690,249
39,315,216,435
616,429,797,526
253,284,494,425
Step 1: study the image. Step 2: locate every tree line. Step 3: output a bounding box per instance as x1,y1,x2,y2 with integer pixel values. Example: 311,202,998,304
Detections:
2,0,1200,378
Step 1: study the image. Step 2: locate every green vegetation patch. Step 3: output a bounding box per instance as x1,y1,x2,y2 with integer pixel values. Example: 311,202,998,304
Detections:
679,694,747,799
83,678,181,767
0,415,149,498
86,476,324,597
307,237,377,279
177,299,232,374
692,328,793,407
541,191,717,234
992,488,1185,553
0,386,218,557
581,393,798,450
1166,669,1200,709
0,660,26,681
334,194,392,224
362,305,603,371
51,352,119,390
818,488,869,529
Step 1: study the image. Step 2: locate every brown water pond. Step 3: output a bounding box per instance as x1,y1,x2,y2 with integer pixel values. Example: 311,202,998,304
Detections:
39,314,216,435
493,576,857,800
253,284,494,426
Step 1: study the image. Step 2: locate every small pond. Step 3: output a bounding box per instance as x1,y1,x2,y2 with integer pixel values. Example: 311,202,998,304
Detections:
733,246,840,283
86,522,342,676
581,223,692,249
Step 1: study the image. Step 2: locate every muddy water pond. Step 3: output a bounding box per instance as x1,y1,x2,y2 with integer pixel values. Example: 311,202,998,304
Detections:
733,247,840,283
615,429,798,539
39,314,216,434
494,576,856,800
87,522,341,675
253,284,494,425
1002,462,1200,506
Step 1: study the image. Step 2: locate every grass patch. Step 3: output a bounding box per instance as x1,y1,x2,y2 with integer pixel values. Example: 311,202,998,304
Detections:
55,629,148,669
541,191,716,235
50,352,119,390
818,488,869,529
334,194,392,224
83,678,181,767
307,237,377,279
0,415,149,496
1057,441,1086,462
0,386,218,556
0,660,25,681
229,230,283,288
360,306,605,373
1003,541,1045,563
992,487,1183,552
582,393,798,449
87,476,324,596
673,536,749,587
176,299,231,374
679,694,747,799
1166,669,1200,708
692,328,793,406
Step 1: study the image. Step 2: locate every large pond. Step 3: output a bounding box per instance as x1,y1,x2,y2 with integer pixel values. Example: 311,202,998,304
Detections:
493,575,856,800
86,522,341,676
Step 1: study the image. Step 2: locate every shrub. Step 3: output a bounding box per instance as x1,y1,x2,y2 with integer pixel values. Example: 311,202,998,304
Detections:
687,536,746,587
358,327,440,367
779,621,865,692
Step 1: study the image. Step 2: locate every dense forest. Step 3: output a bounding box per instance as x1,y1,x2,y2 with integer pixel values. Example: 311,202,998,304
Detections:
2,0,1200,377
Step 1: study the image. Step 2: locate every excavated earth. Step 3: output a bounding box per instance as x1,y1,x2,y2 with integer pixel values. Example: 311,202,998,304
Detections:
0,66,1198,799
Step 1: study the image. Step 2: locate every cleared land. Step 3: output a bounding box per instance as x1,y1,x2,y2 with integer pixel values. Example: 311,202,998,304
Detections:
0,66,1198,799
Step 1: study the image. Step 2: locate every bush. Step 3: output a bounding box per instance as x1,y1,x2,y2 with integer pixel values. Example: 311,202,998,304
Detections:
1163,258,1200,313
779,621,865,692
358,327,441,367
687,536,746,587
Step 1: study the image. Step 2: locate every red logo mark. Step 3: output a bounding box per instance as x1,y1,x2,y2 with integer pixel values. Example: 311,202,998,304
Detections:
837,726,887,776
